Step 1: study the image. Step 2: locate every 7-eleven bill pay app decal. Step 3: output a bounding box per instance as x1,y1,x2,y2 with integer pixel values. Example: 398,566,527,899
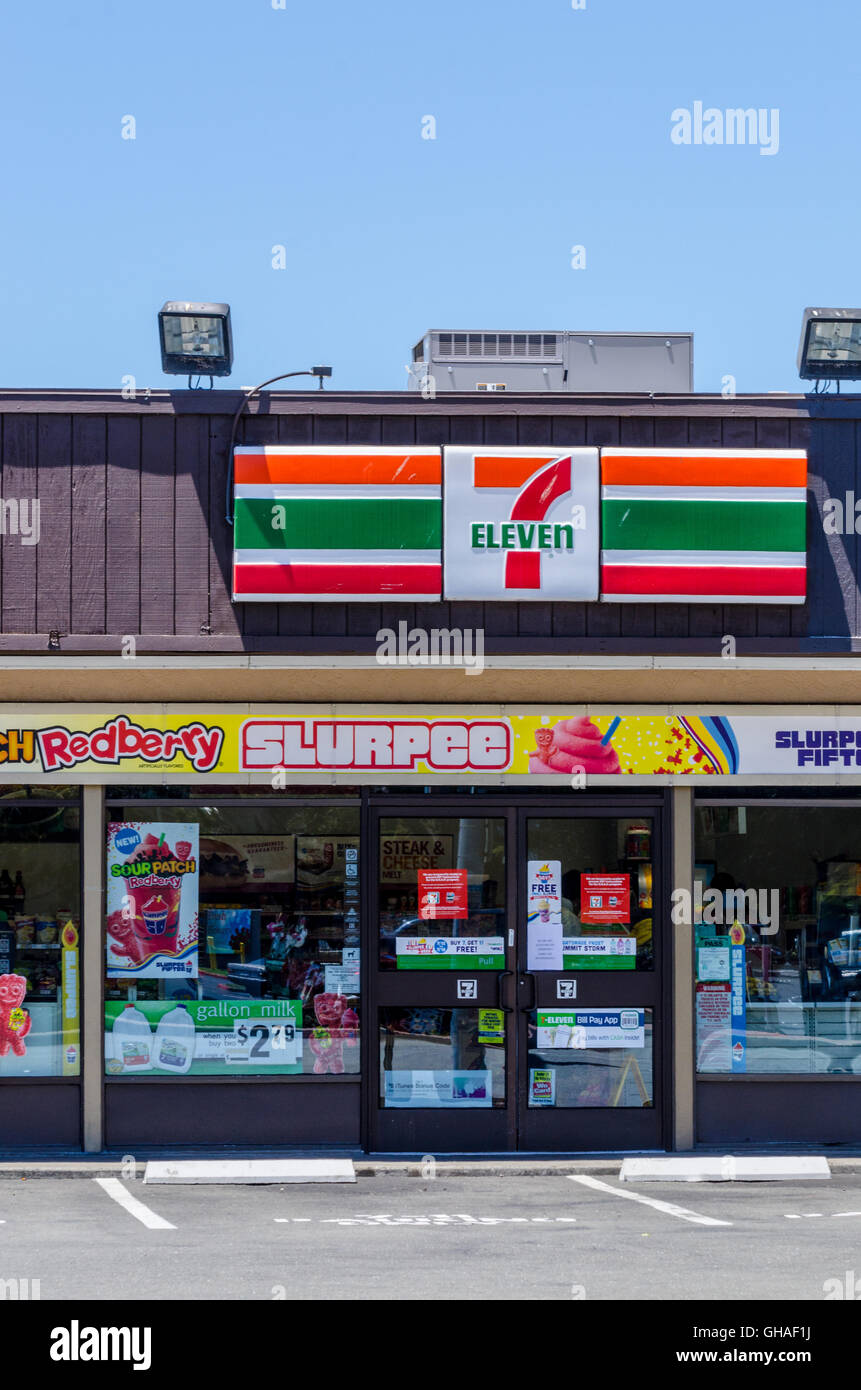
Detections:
443,447,600,600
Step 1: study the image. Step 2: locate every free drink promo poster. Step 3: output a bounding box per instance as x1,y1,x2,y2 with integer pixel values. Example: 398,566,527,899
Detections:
106,823,199,979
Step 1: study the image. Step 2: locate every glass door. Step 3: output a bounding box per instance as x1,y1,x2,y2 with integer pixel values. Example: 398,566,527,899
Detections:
371,806,516,1152
517,809,666,1151
368,800,668,1153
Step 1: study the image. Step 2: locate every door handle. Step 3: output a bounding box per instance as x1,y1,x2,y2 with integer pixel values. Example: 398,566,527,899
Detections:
518,972,537,1011
496,970,514,1012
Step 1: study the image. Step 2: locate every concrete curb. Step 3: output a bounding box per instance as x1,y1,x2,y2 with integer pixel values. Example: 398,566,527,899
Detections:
1,1155,861,1178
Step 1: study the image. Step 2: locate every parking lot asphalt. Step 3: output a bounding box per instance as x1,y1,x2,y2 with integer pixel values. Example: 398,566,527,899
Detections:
5,1171,861,1300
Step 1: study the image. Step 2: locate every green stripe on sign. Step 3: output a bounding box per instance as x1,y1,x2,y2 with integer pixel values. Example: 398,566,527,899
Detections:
396,955,505,970
601,499,805,553
234,497,442,551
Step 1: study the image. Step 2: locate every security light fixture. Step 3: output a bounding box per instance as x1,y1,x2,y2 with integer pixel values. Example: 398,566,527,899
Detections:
158,301,233,378
798,307,861,380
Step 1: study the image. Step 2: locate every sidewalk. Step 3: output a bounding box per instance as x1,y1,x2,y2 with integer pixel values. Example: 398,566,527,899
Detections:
2,1152,861,1178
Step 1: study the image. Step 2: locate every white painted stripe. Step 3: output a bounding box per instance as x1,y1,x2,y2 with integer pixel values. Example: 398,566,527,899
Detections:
234,484,441,500
94,1177,176,1229
601,447,807,460
600,592,806,605
567,1174,732,1226
234,446,441,457
601,549,805,567
234,549,440,565
602,485,806,503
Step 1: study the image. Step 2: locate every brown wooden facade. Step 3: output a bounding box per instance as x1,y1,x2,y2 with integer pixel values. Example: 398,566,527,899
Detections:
0,388,856,657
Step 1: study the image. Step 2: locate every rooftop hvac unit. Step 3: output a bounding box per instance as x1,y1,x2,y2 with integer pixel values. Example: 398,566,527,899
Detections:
476,382,507,392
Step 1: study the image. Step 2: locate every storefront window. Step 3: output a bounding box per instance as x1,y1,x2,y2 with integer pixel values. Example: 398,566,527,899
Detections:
0,801,81,1078
104,804,359,1078
695,803,861,1075
379,1006,505,1107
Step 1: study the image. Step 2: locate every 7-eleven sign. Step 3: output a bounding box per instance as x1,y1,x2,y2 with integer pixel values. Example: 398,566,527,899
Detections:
443,447,599,600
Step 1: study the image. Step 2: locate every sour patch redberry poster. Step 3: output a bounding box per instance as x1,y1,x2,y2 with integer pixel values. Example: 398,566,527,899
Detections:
106,824,199,979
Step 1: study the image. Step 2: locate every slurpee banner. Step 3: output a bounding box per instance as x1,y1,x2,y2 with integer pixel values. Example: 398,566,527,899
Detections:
9,707,861,780
106,824,199,979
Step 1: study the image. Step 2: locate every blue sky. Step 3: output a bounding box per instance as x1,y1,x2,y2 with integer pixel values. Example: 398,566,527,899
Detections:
0,0,856,393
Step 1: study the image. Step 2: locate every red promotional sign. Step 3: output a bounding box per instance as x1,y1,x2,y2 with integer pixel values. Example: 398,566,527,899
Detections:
580,873,630,925
418,869,469,920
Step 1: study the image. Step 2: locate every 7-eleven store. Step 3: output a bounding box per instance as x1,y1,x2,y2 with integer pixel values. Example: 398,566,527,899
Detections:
0,388,855,1156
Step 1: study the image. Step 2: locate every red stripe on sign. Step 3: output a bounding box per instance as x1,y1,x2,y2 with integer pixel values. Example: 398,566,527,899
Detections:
234,562,443,597
504,457,572,590
600,564,806,598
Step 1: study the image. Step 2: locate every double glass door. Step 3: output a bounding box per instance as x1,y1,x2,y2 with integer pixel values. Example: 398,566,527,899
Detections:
371,800,666,1152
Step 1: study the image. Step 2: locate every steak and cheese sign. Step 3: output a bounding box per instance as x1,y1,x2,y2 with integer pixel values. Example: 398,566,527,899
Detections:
444,447,599,601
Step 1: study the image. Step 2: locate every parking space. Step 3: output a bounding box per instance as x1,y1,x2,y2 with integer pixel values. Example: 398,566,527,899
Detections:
1,1173,861,1299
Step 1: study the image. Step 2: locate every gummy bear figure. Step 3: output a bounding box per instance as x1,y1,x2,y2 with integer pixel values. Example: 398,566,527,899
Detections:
0,974,31,1058
308,992,358,1075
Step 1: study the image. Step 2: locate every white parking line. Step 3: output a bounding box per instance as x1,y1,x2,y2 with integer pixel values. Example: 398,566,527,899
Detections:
274,1214,578,1227
94,1177,176,1230
785,1210,861,1220
567,1174,732,1227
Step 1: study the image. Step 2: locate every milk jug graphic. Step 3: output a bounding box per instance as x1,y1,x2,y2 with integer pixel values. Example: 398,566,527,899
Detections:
112,1003,153,1072
153,1003,195,1073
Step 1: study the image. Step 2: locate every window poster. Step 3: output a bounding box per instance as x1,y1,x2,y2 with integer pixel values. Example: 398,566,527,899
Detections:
536,1009,645,1049
383,1069,493,1108
696,982,732,1073
580,873,630,924
527,860,563,970
562,937,636,970
199,835,294,893
418,868,468,920
105,999,303,1075
730,943,747,1072
529,1068,556,1106
296,836,359,913
106,824,199,980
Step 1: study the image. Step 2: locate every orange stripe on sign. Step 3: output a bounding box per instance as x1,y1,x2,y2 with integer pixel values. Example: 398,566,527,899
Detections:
473,456,556,488
601,454,807,488
234,453,441,486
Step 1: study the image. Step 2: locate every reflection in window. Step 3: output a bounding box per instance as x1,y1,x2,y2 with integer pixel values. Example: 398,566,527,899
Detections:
378,819,506,971
379,1007,505,1107
526,819,654,972
526,1008,654,1108
696,804,861,1074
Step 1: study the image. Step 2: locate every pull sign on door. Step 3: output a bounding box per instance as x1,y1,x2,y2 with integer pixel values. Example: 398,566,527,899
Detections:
457,979,478,1000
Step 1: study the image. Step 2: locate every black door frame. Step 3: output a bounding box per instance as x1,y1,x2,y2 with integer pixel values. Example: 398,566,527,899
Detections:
364,790,673,1155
